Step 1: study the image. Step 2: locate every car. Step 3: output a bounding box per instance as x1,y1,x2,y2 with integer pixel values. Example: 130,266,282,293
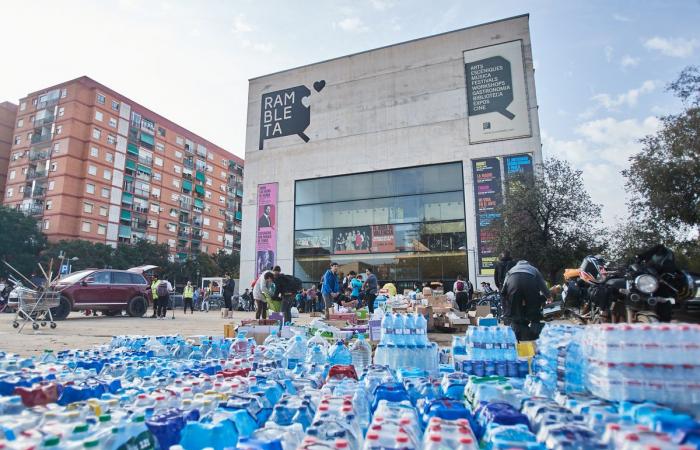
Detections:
49,269,151,320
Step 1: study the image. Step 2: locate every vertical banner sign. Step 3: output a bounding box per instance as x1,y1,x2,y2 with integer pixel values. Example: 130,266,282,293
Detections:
255,183,278,277
464,40,531,144
472,158,503,275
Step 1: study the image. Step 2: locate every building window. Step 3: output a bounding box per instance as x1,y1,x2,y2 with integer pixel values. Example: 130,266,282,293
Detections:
172,179,180,188
111,100,119,111
96,93,106,104
9,170,15,180
86,183,95,194
50,162,57,172
203,217,210,226
90,147,99,157
84,202,93,213
203,231,210,239
218,221,224,229
206,178,212,186
152,172,161,181
44,220,50,230
175,151,182,158
82,222,91,233
92,128,101,140
6,188,12,198
103,169,111,180
95,111,103,122
107,134,116,145
14,136,21,145
46,200,52,210
156,142,165,152
221,171,226,178
17,119,23,128
97,224,106,235
55,125,63,135
48,181,55,191
101,187,110,198
174,165,181,174
171,193,179,201
106,153,113,163
109,117,117,128
176,136,184,146
150,204,160,214
158,127,166,137
169,208,177,217
219,195,225,203
152,187,160,198
53,143,61,153
206,191,212,199
154,157,163,167
20,102,26,111
217,235,223,243
99,206,108,216
58,107,65,117
88,165,97,176
61,88,67,98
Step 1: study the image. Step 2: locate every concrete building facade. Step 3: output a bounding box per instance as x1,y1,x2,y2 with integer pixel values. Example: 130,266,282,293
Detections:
4,77,244,260
0,102,18,203
240,15,542,289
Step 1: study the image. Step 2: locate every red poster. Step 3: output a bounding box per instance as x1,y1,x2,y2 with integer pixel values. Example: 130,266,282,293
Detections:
255,183,278,277
370,225,396,253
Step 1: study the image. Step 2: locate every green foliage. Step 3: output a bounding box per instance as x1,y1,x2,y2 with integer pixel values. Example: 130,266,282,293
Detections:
213,250,240,278
0,207,47,278
493,158,605,282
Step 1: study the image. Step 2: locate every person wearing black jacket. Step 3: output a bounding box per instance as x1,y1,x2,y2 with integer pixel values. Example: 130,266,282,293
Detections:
501,260,550,340
272,266,295,326
494,252,516,291
222,275,236,319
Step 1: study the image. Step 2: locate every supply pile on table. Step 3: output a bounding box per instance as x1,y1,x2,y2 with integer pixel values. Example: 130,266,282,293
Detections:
0,322,699,449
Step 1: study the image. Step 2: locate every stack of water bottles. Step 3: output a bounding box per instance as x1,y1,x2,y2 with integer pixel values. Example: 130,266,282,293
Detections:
580,323,700,411
373,312,439,374
452,326,527,378
526,324,586,398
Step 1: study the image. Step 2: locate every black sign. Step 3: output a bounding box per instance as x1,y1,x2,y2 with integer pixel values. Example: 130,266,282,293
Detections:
472,158,503,275
504,154,533,177
258,81,326,150
466,56,515,120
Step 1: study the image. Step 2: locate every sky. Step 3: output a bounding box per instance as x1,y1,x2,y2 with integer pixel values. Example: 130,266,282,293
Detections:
1,0,699,226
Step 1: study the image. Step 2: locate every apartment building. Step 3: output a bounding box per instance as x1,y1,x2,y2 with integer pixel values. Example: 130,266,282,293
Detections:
0,102,18,202
3,77,244,261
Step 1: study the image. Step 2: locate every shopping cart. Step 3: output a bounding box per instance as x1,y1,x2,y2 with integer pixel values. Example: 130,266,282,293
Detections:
9,287,60,332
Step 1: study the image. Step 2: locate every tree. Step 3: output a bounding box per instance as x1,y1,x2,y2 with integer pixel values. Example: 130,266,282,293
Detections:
213,250,240,277
112,239,170,269
40,240,115,272
0,207,47,278
623,66,700,233
493,158,605,282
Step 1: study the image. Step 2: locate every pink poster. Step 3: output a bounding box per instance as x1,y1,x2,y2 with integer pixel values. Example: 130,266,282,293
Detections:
255,183,278,277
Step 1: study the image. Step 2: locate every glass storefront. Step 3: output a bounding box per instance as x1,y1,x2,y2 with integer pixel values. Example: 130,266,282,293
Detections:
294,162,468,288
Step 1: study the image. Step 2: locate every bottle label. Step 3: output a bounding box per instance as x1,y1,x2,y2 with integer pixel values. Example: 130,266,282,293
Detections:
405,328,412,335
395,329,403,334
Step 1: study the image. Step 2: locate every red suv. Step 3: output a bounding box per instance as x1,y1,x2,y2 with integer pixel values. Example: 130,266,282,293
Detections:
50,269,151,319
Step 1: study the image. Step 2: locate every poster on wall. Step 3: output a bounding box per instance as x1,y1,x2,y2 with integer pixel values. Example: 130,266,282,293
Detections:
370,225,396,253
472,158,503,275
464,40,531,144
255,183,278,277
504,153,533,177
333,226,372,254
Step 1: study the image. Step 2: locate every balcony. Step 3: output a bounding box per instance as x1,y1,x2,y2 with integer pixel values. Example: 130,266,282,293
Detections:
183,159,194,169
23,187,46,199
33,110,56,127
26,169,48,180
30,132,53,145
179,199,192,210
18,203,44,216
178,214,190,224
133,188,150,198
132,218,148,232
192,218,202,228
138,155,153,166
28,149,50,161
37,95,59,110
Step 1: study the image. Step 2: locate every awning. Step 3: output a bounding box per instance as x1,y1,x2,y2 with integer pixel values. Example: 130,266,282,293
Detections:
182,179,193,191
125,159,137,170
118,225,131,238
195,171,206,183
121,193,133,204
140,133,155,146
137,164,151,175
194,198,204,209
127,143,139,156
194,185,205,196
120,209,132,220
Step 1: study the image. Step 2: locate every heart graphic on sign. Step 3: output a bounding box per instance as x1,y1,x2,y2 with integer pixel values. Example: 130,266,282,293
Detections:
301,95,310,107
313,80,326,92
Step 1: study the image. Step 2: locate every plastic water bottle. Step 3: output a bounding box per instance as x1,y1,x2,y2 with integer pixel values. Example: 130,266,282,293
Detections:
414,313,428,346
231,332,249,359
328,341,352,366
381,313,395,345
187,345,204,360
307,345,327,366
264,329,280,346
350,334,372,374
40,350,58,364
470,327,482,360
204,342,222,360
404,314,416,347
307,331,330,352
394,313,406,346
284,335,306,370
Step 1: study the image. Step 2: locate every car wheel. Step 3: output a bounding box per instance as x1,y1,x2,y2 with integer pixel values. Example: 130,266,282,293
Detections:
127,296,148,318
50,296,71,320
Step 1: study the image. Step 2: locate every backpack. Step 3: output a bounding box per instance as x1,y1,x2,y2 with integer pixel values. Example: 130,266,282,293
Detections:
456,280,465,292
157,281,169,297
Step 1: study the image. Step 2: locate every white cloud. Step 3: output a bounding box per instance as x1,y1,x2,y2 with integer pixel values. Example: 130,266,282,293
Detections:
336,16,369,33
591,80,656,109
542,116,660,224
370,0,395,11
644,36,699,58
231,14,253,33
604,45,614,62
620,54,640,68
240,39,273,54
612,13,632,22
390,17,401,32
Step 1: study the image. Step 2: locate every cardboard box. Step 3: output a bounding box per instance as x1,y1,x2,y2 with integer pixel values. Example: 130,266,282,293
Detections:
224,323,235,338
468,305,492,325
329,313,357,324
309,312,323,317
413,306,434,332
427,295,453,309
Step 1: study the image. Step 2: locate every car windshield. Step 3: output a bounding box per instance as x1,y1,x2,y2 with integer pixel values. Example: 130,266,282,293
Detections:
56,270,94,284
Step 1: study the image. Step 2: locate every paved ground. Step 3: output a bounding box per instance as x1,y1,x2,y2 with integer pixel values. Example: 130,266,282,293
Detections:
0,310,456,357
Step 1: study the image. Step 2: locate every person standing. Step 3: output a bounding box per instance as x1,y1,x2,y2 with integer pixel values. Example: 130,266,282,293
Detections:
253,270,275,319
183,281,195,314
321,262,340,319
362,268,378,314
150,275,160,319
306,284,318,312
272,266,296,325
494,251,516,291
155,278,172,320
453,275,469,312
222,275,236,319
501,260,550,340
350,272,363,305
